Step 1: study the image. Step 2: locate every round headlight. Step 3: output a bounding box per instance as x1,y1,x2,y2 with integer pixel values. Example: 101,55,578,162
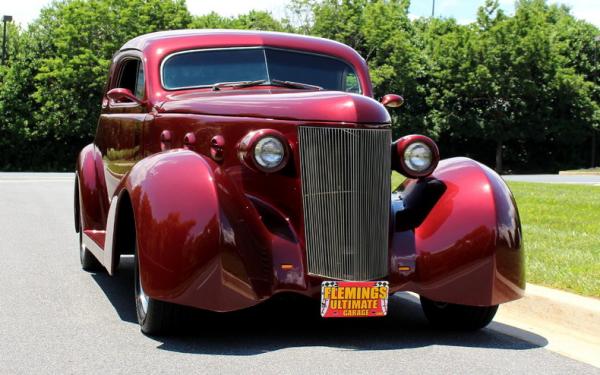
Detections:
254,136,285,169
403,142,433,172
238,129,289,173
392,135,439,178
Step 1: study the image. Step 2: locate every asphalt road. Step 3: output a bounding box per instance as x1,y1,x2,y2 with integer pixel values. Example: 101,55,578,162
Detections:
502,174,600,185
0,173,598,374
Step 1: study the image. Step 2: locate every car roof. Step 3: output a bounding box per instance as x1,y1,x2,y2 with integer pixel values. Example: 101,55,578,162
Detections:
120,29,354,54
118,29,373,97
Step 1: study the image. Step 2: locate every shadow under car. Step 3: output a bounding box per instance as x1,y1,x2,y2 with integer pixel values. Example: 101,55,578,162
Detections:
90,256,548,356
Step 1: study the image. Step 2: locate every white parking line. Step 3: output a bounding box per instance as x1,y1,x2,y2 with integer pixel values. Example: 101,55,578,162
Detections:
0,179,73,183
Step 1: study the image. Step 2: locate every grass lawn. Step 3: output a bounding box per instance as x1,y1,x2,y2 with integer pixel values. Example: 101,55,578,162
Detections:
391,172,599,296
507,182,600,297
391,171,404,190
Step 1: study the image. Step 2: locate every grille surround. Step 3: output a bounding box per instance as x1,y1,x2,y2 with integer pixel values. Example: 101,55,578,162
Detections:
298,127,391,281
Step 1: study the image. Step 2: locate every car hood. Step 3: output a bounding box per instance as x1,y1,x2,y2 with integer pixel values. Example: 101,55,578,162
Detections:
156,90,391,124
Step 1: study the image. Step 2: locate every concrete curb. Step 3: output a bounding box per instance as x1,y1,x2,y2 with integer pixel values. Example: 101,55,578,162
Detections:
559,171,600,176
494,283,600,368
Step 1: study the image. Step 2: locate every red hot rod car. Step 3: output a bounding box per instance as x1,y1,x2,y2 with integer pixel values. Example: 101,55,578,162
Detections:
75,30,524,334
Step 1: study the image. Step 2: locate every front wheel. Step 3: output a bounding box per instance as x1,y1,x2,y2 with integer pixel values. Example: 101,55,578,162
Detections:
420,296,498,331
134,247,178,335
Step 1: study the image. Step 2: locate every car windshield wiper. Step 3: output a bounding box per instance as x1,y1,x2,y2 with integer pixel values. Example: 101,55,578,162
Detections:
269,79,324,91
212,80,268,91
212,79,323,91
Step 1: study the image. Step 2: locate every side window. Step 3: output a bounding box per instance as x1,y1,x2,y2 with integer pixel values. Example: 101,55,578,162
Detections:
134,63,145,99
344,71,360,94
115,58,145,100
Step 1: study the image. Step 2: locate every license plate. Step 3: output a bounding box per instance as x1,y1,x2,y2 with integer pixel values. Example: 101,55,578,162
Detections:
320,281,389,318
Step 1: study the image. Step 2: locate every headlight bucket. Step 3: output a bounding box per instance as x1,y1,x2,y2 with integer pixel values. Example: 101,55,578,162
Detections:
238,129,289,173
392,134,440,178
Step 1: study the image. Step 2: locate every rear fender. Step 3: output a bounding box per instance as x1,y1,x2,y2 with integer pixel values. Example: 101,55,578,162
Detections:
392,157,525,306
75,144,109,232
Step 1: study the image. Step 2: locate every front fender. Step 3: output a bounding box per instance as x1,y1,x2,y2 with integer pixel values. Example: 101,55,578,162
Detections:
120,149,274,311
393,157,525,306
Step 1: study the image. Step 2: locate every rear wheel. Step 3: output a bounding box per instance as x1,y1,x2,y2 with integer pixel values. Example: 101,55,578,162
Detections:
420,296,498,331
134,245,178,335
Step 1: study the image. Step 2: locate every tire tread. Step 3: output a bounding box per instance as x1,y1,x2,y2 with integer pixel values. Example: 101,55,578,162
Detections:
420,296,498,331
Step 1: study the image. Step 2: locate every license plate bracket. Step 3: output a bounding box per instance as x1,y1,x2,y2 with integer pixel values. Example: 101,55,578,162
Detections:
320,281,389,318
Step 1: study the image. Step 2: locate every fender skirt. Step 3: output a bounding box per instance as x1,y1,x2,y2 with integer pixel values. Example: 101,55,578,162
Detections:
390,157,525,306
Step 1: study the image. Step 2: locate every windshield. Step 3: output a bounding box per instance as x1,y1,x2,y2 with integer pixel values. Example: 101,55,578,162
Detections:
161,48,361,93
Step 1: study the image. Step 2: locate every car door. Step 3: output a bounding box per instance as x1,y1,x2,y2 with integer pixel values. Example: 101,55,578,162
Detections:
95,53,150,199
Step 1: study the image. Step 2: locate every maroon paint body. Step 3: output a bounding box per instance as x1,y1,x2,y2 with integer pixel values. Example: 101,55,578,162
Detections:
75,30,524,312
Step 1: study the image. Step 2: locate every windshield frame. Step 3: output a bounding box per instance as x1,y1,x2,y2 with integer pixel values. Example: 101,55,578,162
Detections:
159,46,362,94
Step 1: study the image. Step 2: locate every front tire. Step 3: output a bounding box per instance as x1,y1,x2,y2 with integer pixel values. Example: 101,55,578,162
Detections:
134,246,178,335
420,296,498,331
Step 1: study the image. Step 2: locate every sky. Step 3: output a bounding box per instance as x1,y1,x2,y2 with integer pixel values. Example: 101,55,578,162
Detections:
1,0,599,27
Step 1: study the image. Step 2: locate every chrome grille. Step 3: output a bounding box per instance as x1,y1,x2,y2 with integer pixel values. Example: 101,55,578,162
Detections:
299,127,391,281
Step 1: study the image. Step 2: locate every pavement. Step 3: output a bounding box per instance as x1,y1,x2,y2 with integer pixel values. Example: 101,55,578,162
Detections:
0,173,598,374
493,284,600,368
502,174,600,185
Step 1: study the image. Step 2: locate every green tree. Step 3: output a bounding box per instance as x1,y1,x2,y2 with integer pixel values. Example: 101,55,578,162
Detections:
191,10,288,31
192,11,236,29
0,25,36,169
423,0,598,172
551,5,600,167
0,0,192,170
0,0,598,172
